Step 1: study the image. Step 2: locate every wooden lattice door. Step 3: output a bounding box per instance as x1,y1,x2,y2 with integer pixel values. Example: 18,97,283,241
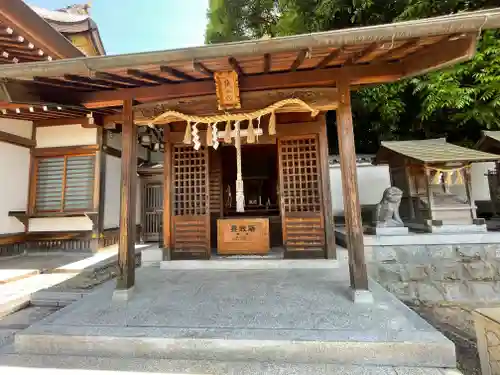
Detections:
142,182,163,242
171,145,210,259
278,135,325,257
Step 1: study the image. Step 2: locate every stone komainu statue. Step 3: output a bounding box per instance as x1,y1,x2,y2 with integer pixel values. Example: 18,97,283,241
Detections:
374,186,404,227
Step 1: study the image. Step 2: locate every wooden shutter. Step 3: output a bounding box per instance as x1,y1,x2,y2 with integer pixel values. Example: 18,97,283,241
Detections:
64,155,95,210
35,157,65,212
35,155,95,213
278,135,325,257
171,145,210,259
209,149,223,216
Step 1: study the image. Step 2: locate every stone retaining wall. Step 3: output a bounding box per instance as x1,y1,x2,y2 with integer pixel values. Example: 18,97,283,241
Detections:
367,243,500,303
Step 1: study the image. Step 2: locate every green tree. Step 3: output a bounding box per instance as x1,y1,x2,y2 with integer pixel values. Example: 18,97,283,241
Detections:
205,0,500,152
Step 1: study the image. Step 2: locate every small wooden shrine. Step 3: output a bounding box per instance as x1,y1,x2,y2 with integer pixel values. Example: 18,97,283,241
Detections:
375,139,500,227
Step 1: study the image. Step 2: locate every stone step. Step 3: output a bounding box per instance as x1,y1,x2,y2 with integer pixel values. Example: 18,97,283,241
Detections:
160,258,340,270
14,325,455,368
30,291,89,307
0,352,461,375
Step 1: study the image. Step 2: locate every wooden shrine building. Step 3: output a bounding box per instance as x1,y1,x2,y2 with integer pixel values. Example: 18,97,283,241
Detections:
375,139,500,228
0,9,499,297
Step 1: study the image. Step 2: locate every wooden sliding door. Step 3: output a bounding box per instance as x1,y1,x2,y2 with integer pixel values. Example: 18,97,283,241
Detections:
171,145,210,259
278,135,325,258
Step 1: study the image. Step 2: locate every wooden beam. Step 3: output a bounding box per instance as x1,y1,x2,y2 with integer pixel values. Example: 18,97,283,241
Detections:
159,66,197,81
34,116,104,127
163,125,172,260
377,39,419,61
192,62,213,77
336,79,368,292
33,77,93,91
127,69,174,84
102,144,147,163
316,48,343,69
116,98,137,292
32,145,99,157
290,49,308,71
403,34,476,77
0,129,35,148
346,43,379,64
228,57,244,76
63,74,121,89
263,53,271,73
75,63,402,108
318,115,336,259
95,71,153,87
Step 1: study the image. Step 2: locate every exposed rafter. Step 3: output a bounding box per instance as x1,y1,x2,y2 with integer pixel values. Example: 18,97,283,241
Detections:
94,71,154,87
127,69,174,84
290,49,308,71
192,61,213,77
159,66,197,81
228,57,244,76
263,53,271,74
316,48,344,69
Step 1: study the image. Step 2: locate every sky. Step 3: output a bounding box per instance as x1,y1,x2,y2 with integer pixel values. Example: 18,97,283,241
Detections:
26,0,209,55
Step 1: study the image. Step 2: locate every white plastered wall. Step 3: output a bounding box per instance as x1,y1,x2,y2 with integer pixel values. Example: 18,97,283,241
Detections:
103,154,142,229
471,162,495,202
0,120,32,234
36,124,97,148
28,124,98,232
330,163,391,216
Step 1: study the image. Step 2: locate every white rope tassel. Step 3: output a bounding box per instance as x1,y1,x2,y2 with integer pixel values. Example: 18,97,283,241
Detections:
234,121,245,213
192,122,200,150
212,122,219,150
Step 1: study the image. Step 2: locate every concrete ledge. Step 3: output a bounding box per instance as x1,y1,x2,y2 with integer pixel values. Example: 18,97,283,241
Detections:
160,259,340,270
336,226,500,246
0,354,456,375
15,326,455,367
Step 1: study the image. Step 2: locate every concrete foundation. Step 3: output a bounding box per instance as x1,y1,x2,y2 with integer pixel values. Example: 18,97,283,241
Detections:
14,264,455,369
336,226,500,303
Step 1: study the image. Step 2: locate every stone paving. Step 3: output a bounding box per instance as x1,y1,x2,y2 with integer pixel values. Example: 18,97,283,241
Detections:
0,244,149,318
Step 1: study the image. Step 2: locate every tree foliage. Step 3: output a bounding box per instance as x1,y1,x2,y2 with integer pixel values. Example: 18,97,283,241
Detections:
205,0,500,152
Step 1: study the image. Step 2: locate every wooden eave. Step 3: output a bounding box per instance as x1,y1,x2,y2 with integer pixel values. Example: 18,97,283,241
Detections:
0,0,84,62
0,8,497,120
476,130,500,154
375,139,500,165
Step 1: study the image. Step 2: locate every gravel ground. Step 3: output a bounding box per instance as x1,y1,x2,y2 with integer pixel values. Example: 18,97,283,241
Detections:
408,303,481,375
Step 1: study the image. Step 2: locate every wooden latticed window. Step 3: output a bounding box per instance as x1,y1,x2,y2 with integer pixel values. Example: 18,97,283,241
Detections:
173,145,208,216
34,154,95,213
279,136,321,213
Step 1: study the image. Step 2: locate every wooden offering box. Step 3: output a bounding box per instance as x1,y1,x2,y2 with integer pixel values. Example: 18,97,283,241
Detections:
217,218,269,255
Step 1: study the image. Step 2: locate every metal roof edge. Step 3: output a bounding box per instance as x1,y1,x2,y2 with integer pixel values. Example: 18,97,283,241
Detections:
0,8,498,79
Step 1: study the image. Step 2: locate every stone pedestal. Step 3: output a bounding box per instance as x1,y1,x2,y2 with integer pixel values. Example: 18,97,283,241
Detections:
474,308,500,375
141,247,163,267
368,226,409,236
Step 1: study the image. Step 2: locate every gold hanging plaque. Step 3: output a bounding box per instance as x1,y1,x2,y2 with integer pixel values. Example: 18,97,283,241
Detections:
214,70,241,110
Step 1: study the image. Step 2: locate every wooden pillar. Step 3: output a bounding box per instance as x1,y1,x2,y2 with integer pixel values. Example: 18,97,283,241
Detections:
464,164,477,220
116,99,137,291
336,80,368,292
163,125,172,260
424,167,435,221
90,127,106,252
319,115,336,259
